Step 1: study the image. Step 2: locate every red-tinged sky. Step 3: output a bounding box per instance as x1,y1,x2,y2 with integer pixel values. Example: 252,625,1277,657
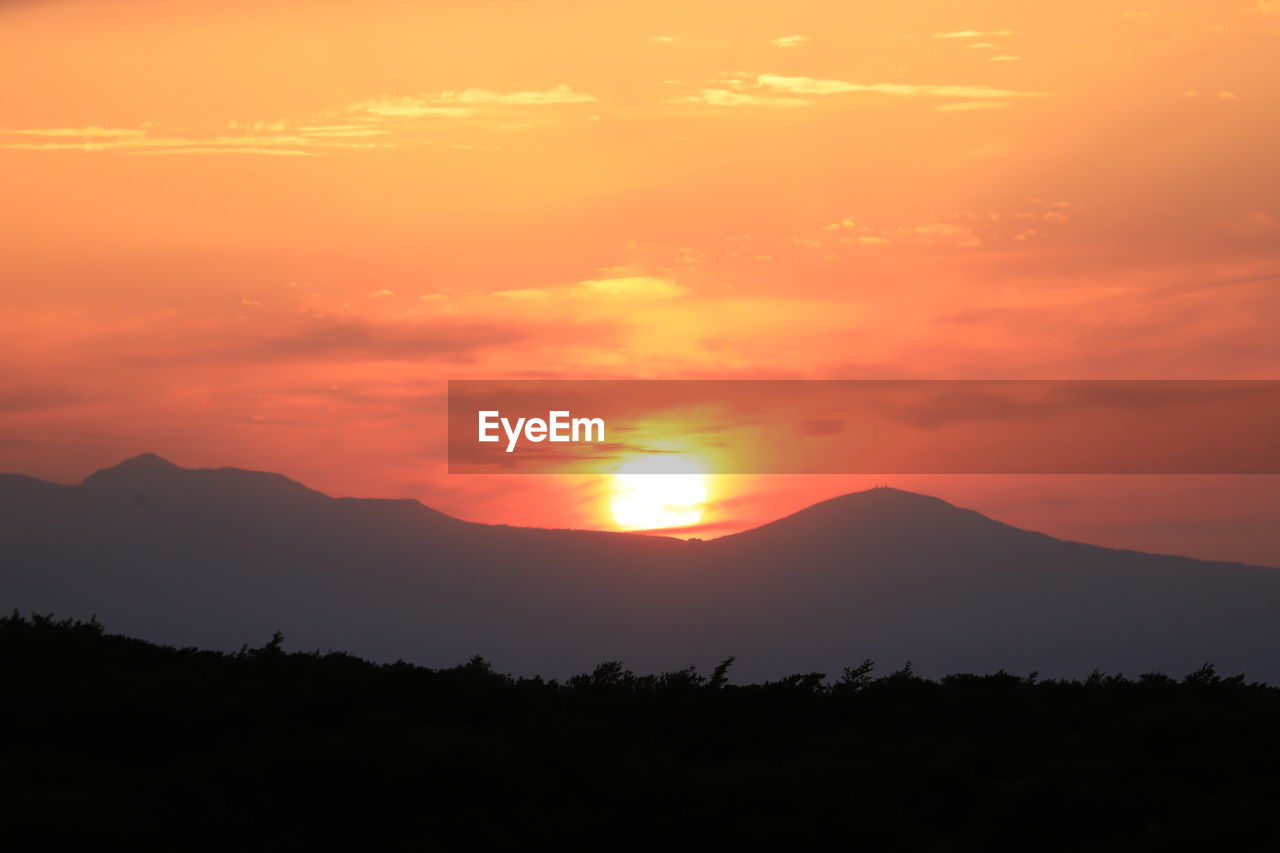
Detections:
1,0,1278,563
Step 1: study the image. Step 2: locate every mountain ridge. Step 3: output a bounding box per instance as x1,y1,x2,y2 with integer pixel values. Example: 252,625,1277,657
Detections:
56,454,1272,567
3,453,1279,681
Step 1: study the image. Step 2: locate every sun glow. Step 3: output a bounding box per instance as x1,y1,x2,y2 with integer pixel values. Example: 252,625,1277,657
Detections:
609,456,707,531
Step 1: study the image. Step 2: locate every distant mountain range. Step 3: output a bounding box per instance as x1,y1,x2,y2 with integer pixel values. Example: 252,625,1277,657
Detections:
3,454,1279,681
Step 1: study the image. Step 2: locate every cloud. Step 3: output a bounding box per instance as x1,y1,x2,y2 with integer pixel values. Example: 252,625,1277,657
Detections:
651,35,677,43
0,125,364,156
299,124,390,138
813,215,991,249
241,318,529,362
227,119,288,132
127,147,315,157
990,55,1020,61
0,385,105,414
678,89,808,107
933,29,1014,38
12,126,147,138
351,96,476,118
773,35,808,48
573,276,687,298
755,74,1044,100
435,85,595,105
1182,90,1240,100
348,86,596,124
755,74,863,95
492,275,688,301
913,223,982,247
0,84,604,158
491,289,554,300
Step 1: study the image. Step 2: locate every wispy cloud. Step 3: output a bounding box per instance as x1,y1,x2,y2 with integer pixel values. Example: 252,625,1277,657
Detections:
0,126,333,156
491,289,553,300
677,88,808,107
756,74,1044,100
351,85,595,119
0,122,387,156
177,317,530,364
933,29,1015,38
493,275,688,301
1182,90,1241,100
773,35,808,48
575,276,688,298
12,127,148,139
912,223,983,247
674,72,1045,111
352,96,476,118
130,147,315,157
298,124,389,138
3,83,597,156
435,85,596,106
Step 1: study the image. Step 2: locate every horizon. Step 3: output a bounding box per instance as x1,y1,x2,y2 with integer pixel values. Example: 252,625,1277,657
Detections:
12,449,1280,565
13,442,1280,685
12,450,1272,570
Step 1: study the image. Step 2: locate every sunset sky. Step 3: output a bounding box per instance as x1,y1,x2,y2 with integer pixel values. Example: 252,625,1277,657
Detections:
2,0,1278,563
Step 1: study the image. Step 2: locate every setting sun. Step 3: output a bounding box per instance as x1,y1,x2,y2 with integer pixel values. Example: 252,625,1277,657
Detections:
609,457,707,531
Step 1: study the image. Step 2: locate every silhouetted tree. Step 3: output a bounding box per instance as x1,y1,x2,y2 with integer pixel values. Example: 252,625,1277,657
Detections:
5,612,1280,850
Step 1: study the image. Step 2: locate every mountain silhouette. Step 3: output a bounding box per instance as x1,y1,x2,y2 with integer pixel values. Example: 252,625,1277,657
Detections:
3,454,1279,681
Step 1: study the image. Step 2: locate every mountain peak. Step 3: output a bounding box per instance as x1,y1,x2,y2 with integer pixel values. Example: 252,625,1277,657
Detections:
718,485,1005,548
115,452,178,471
81,453,181,487
802,486,959,514
79,453,337,508
841,485,950,502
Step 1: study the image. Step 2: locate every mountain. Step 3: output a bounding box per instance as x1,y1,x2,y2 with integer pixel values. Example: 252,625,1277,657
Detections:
3,454,1279,681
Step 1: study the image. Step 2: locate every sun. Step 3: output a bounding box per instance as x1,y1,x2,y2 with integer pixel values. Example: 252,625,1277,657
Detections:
609,456,707,531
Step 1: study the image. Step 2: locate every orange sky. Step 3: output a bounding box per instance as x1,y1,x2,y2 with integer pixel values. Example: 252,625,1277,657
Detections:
2,0,1278,563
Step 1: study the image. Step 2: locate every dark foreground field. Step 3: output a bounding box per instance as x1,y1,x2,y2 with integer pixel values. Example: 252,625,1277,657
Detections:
4,613,1280,851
